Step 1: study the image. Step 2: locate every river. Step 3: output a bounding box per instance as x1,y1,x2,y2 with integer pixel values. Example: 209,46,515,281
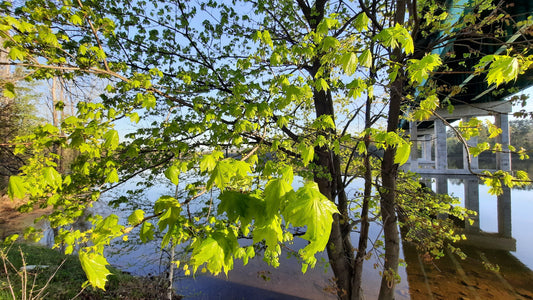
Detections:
24,173,533,299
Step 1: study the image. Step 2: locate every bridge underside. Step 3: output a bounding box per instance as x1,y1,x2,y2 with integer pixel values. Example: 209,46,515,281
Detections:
404,100,513,175
404,0,533,175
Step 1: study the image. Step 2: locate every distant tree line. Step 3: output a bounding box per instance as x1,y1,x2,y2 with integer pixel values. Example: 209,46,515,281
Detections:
447,119,533,172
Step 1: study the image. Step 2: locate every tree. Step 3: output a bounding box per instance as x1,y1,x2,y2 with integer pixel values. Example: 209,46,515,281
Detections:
0,65,42,188
2,0,532,299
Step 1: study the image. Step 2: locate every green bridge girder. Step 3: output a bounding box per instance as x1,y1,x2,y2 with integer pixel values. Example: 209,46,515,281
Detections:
432,0,533,106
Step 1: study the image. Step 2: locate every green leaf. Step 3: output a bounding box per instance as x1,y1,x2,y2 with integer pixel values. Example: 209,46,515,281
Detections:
207,160,237,190
103,129,119,150
79,251,111,290
298,143,315,167
340,52,358,76
394,142,411,165
128,209,145,225
141,93,156,109
8,175,26,199
270,52,282,65
8,47,25,61
282,182,338,265
264,178,292,217
280,165,294,184
375,24,414,54
262,30,274,49
355,12,369,31
92,214,123,245
164,165,180,185
218,191,264,228
3,82,15,99
191,237,225,275
359,49,372,68
106,168,119,183
486,55,520,87
154,196,181,234
413,109,432,121
140,222,155,243
252,215,283,259
407,54,442,84
191,232,237,275
70,14,83,25
42,167,62,188
321,36,340,51
129,112,140,123
200,151,223,172
420,94,439,111
315,78,329,92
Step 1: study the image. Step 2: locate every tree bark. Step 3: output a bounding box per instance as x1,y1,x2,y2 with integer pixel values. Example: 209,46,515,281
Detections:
378,46,404,300
377,1,406,298
352,89,374,299
312,87,354,300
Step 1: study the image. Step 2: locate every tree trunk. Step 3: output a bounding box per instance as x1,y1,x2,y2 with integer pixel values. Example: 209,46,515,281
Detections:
378,52,404,300
312,87,354,300
352,91,374,299
377,1,406,298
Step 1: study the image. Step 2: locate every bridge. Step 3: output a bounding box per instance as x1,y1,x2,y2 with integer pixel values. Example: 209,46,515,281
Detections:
403,0,533,252
404,0,533,176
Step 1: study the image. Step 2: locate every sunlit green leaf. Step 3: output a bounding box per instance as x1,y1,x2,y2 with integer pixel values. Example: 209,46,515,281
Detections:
264,178,292,217
359,49,372,68
375,24,413,54
8,175,26,200
42,167,62,188
164,165,180,185
106,168,119,183
315,78,329,92
128,209,145,225
103,129,119,150
394,142,411,165
340,52,358,76
298,143,315,167
3,82,15,99
79,251,111,290
282,182,338,266
191,232,237,275
140,222,155,243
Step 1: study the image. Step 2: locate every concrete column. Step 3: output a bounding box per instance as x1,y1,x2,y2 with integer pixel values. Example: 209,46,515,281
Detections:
462,117,479,171
435,175,448,220
495,113,511,171
410,121,418,170
435,175,448,195
464,177,480,232
497,186,512,237
423,135,432,161
435,119,448,171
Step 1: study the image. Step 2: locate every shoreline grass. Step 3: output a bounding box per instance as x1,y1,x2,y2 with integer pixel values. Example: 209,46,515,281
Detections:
0,242,180,300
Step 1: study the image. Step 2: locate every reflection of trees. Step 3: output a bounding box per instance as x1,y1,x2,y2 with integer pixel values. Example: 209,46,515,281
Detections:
448,174,533,191
446,120,533,177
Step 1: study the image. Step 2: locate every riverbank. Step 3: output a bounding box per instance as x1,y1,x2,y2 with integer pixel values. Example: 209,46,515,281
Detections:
0,195,180,299
0,195,51,238
1,242,180,299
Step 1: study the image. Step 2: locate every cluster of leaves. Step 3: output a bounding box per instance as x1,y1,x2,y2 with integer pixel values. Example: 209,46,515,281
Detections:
1,0,532,296
396,173,472,258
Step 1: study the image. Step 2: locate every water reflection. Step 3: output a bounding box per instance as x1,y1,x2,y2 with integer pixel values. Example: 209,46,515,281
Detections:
22,173,533,299
403,175,533,299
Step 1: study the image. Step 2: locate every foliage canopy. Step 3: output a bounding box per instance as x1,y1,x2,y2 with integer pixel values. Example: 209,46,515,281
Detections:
2,0,532,298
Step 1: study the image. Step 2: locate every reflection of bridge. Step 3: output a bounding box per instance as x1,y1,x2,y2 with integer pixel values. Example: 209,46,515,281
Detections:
401,176,533,299
420,175,515,251
403,242,533,299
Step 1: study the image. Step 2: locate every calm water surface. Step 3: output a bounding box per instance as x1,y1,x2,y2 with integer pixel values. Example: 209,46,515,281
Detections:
39,175,533,299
